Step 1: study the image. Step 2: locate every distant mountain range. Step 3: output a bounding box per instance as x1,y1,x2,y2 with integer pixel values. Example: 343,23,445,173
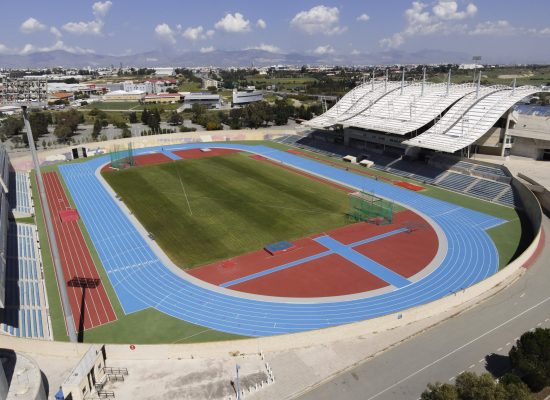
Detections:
0,48,475,68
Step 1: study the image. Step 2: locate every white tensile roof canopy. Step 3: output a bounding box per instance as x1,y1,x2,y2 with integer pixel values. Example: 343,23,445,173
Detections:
305,79,547,153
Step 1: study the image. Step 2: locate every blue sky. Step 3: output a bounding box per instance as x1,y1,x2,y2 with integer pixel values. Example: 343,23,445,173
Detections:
1,0,550,62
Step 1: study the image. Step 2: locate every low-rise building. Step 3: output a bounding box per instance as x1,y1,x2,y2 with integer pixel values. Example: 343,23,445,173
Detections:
232,86,263,107
144,93,182,104
49,91,75,103
182,92,221,109
103,90,145,102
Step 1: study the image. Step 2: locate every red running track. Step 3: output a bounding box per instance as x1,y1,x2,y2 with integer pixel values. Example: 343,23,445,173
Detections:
41,172,117,331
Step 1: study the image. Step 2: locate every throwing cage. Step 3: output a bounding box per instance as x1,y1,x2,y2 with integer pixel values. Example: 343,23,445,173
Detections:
110,143,135,169
348,191,394,225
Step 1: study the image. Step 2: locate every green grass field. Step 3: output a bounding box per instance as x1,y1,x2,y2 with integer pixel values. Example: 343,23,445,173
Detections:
31,167,247,343
102,152,353,268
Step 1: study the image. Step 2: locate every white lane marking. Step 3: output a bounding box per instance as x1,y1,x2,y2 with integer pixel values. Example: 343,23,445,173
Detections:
497,347,503,352
520,293,525,298
468,364,475,369
366,295,550,400
478,359,484,363
506,342,511,346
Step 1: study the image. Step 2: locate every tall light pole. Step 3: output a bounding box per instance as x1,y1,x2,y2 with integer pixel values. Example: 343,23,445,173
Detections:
22,106,78,343
472,56,482,84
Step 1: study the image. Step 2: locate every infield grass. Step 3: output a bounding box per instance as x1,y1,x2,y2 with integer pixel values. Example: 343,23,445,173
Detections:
102,152,352,268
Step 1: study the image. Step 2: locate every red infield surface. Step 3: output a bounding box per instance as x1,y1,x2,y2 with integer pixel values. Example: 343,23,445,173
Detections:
101,152,173,172
189,209,438,297
230,254,388,297
353,210,438,278
41,172,117,331
172,148,240,159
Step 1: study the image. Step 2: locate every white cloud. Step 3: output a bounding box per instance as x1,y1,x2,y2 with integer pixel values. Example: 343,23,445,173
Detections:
291,5,347,36
433,1,476,20
154,23,176,44
245,43,282,53
92,1,112,18
215,12,251,33
50,26,62,38
19,40,95,55
200,46,215,53
0,43,11,54
357,14,370,22
20,17,46,33
206,29,215,38
183,25,205,40
312,45,335,55
379,1,475,48
539,27,550,35
62,1,111,36
351,49,361,55
470,20,514,36
256,19,267,29
62,20,104,35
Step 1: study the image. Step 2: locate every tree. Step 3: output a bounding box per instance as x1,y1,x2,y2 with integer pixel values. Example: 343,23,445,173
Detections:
129,112,138,124
92,119,102,140
53,124,73,141
168,111,183,126
421,382,458,400
29,111,50,137
0,116,24,140
455,372,496,400
141,109,150,125
121,126,132,138
509,328,550,392
422,372,532,400
146,109,161,130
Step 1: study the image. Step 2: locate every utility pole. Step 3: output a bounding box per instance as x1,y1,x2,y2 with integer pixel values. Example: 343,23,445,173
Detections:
22,106,77,343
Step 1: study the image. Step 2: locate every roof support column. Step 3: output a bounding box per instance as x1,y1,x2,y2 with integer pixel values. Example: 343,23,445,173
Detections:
446,69,451,96
401,68,405,95
421,67,426,97
372,70,375,91
385,69,388,93
476,71,481,98
500,109,512,157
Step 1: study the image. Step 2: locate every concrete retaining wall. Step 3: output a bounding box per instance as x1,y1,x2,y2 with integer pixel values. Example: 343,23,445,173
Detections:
1,137,544,364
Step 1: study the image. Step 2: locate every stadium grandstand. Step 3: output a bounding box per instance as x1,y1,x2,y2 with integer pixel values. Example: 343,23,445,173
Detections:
295,73,549,207
304,73,548,157
0,141,48,340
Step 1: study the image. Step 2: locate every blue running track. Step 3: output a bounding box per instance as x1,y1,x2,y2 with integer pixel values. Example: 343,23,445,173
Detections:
59,144,504,336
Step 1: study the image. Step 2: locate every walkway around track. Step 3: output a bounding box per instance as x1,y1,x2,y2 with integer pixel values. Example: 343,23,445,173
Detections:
58,144,503,336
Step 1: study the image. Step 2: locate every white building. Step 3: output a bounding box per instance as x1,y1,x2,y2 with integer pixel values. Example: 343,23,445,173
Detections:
154,67,175,76
232,86,263,107
182,92,221,109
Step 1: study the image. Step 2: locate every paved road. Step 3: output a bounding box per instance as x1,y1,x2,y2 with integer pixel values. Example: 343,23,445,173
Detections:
299,214,550,400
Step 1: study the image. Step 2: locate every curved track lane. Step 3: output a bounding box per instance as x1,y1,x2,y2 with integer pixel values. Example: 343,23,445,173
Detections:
58,144,503,336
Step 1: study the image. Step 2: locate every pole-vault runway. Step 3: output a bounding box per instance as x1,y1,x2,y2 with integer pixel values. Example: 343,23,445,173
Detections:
58,144,504,336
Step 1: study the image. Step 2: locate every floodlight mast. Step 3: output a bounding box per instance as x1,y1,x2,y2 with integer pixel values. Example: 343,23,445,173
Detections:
21,106,78,343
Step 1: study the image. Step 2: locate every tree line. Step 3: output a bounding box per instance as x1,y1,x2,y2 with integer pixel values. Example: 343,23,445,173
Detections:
421,328,550,400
